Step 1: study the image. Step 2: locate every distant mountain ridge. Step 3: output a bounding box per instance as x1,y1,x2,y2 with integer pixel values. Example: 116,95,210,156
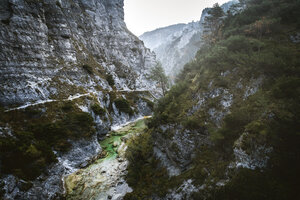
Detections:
140,0,238,77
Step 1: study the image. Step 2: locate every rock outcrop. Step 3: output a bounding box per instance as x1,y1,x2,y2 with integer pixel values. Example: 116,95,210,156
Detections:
0,0,157,199
140,20,203,78
0,0,156,107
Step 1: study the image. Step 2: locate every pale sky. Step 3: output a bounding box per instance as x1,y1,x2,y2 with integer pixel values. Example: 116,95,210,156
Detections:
124,0,231,36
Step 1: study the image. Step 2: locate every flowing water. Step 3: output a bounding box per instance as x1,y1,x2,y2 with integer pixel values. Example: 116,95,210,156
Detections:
64,116,151,200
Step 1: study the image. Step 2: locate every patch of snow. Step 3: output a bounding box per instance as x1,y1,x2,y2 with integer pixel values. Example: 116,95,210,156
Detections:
216,179,228,187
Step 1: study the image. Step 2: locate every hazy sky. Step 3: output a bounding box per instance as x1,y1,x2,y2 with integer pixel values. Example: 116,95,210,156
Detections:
124,0,231,36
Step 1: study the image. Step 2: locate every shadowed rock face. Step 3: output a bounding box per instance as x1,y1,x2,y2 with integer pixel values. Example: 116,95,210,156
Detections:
0,0,157,199
64,118,149,200
0,0,156,107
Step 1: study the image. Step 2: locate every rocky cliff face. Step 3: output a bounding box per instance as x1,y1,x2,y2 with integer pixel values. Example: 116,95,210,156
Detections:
125,0,300,199
139,0,238,77
0,0,156,199
0,0,156,107
140,20,203,78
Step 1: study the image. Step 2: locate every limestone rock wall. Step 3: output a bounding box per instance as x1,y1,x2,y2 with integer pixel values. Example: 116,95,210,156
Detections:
0,0,156,107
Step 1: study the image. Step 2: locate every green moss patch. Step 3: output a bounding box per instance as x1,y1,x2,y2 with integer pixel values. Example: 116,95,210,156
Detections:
113,98,134,115
91,103,106,116
99,119,148,160
0,101,95,181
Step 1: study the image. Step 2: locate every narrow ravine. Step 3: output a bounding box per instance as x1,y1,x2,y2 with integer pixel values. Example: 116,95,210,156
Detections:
64,116,151,200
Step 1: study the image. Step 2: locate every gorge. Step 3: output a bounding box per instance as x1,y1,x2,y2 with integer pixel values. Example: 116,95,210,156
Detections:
1,0,300,200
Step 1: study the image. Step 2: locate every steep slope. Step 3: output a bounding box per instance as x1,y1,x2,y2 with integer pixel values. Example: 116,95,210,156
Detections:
140,18,203,77
139,24,187,50
140,0,238,77
124,0,300,199
0,0,156,107
0,0,157,199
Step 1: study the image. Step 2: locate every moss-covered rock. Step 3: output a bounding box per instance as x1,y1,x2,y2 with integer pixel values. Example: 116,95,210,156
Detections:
91,103,106,116
0,101,95,181
114,98,134,115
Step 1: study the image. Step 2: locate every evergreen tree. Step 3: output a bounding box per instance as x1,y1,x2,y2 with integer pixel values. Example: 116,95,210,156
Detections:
202,3,225,44
148,63,169,96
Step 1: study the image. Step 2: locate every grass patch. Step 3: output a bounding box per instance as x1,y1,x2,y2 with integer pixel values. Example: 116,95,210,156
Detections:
99,119,147,160
0,101,95,181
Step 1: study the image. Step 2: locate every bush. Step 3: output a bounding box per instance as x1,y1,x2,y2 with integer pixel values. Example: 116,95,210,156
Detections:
142,97,154,110
124,132,169,199
0,108,95,181
82,64,93,74
212,168,291,200
221,35,264,53
91,103,106,116
114,98,134,115
182,116,202,130
0,134,56,181
106,74,115,87
61,101,74,111
63,112,95,137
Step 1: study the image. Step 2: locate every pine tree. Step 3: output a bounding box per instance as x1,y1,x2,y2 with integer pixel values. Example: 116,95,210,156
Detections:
148,63,169,96
202,3,225,44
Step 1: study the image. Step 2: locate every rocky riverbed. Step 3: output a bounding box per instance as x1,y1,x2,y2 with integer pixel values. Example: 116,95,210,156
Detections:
64,117,150,200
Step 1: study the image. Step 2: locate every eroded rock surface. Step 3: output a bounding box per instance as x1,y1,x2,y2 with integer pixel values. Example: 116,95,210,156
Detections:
65,118,149,200
0,0,156,107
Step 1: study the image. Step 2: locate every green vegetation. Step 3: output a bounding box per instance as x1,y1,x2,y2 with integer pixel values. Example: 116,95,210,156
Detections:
0,101,95,181
114,98,134,115
99,133,123,159
127,0,300,199
141,97,155,110
124,128,169,200
148,62,169,96
106,74,115,87
82,64,93,74
91,103,106,116
202,3,225,44
98,119,148,162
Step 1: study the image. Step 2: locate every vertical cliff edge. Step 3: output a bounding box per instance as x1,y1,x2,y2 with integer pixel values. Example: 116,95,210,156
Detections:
0,0,156,107
0,0,156,199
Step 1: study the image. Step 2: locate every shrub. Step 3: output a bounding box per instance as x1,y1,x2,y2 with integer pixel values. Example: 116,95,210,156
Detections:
82,64,93,74
61,101,74,111
106,74,115,87
56,1,61,8
63,112,95,137
124,131,169,199
114,98,134,115
221,35,264,53
91,103,106,116
182,116,202,130
0,105,95,181
142,97,154,110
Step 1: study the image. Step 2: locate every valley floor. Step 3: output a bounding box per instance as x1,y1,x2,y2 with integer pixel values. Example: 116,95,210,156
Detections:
64,117,150,200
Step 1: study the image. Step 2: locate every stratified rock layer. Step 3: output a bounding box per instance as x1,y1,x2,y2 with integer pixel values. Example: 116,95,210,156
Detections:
0,0,156,107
